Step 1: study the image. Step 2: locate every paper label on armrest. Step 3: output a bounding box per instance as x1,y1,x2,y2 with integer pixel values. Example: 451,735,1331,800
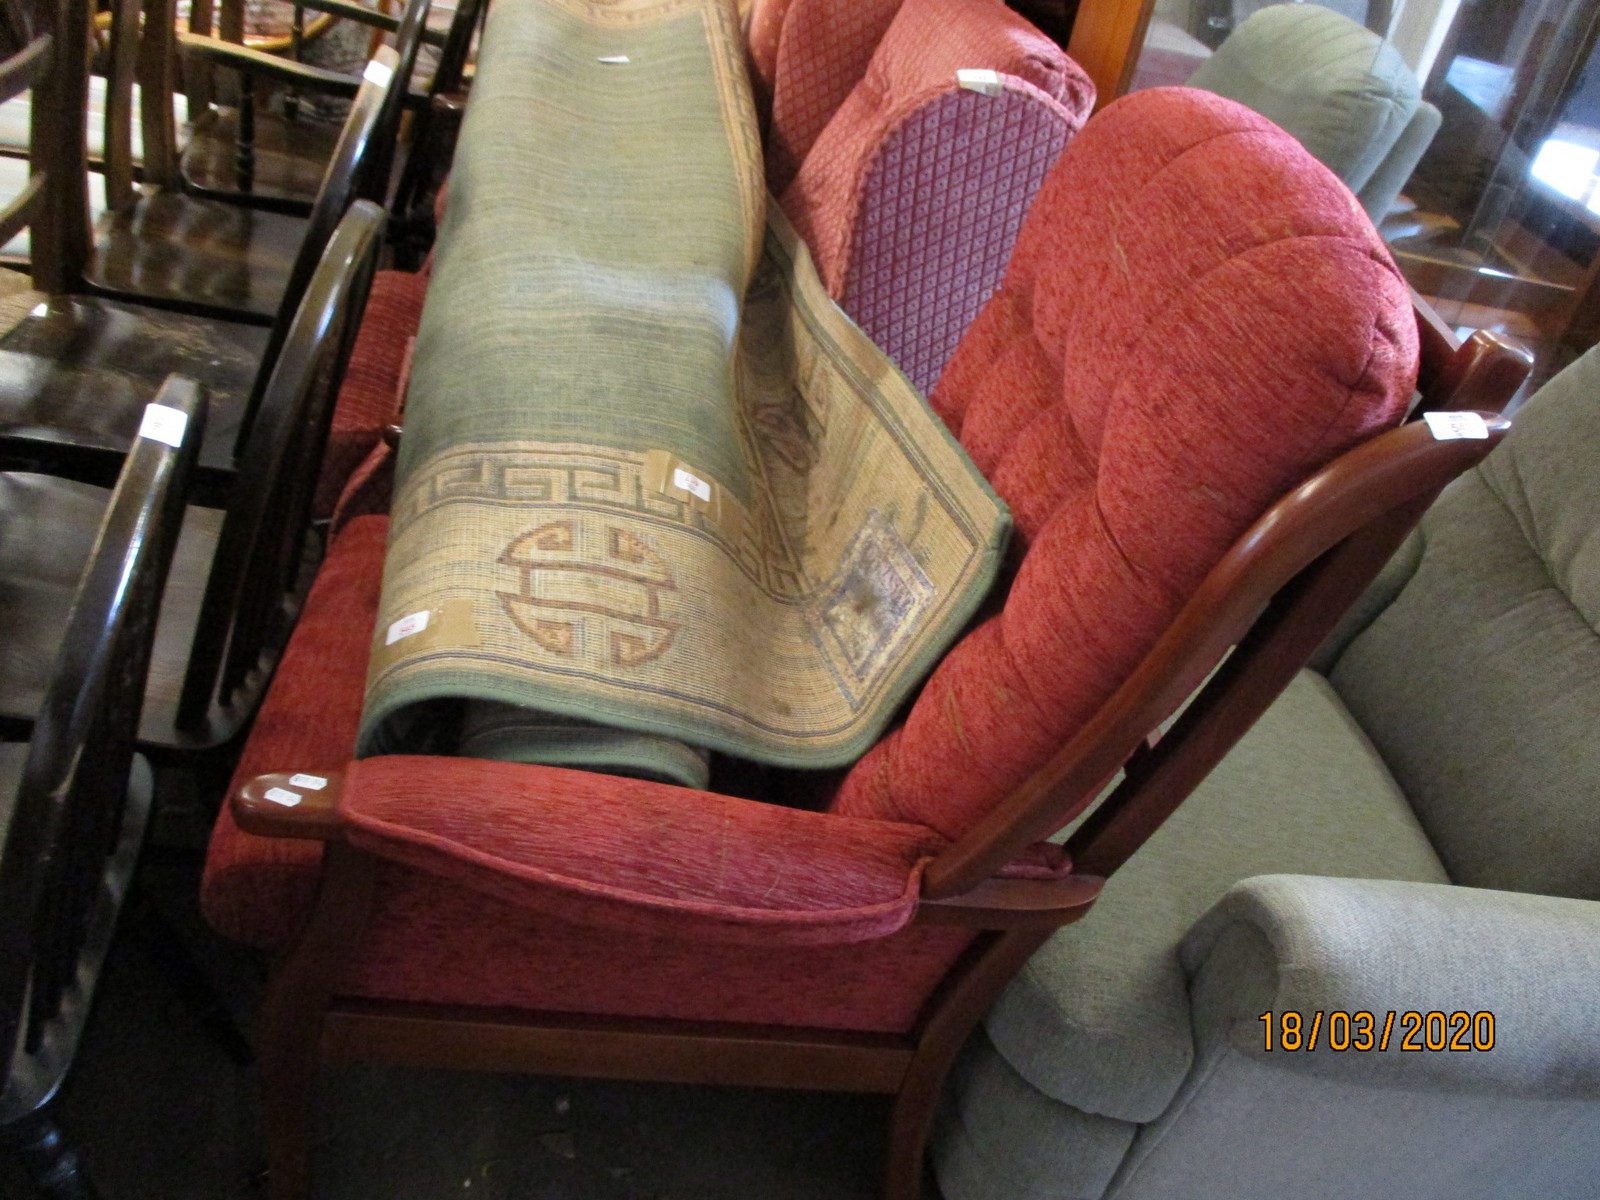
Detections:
288,773,328,790
597,54,630,64
386,610,431,645
1423,411,1490,441
138,403,189,448
363,57,394,87
263,787,302,807
956,69,1003,97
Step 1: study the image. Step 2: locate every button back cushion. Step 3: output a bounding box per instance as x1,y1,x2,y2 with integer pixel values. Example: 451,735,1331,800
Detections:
831,87,1419,840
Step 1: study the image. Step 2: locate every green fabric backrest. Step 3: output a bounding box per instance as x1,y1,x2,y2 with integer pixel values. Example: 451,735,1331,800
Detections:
1187,4,1419,199
1327,348,1600,900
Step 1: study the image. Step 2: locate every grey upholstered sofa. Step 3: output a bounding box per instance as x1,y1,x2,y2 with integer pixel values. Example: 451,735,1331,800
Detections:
1186,4,1441,221
932,347,1600,1200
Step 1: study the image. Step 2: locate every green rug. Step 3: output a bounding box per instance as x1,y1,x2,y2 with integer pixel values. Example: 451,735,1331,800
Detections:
357,0,1009,785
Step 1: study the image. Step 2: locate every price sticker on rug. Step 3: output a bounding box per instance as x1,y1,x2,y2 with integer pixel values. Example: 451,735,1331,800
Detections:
597,54,630,64
956,69,1003,97
672,466,713,502
138,402,189,448
263,787,302,808
386,609,431,645
1423,411,1490,441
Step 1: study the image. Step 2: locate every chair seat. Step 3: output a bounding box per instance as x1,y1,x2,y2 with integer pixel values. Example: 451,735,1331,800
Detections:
0,472,225,749
0,295,270,489
981,670,1450,1125
86,191,307,324
181,104,345,215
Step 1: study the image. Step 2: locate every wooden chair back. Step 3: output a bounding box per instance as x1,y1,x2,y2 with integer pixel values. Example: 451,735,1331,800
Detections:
0,375,203,1125
175,200,385,732
9,0,89,292
232,39,402,443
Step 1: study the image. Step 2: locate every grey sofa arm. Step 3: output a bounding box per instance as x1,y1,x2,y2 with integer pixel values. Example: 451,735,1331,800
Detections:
1179,875,1600,1099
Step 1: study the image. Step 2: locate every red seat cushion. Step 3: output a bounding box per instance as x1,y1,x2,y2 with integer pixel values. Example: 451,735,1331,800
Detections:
831,88,1419,840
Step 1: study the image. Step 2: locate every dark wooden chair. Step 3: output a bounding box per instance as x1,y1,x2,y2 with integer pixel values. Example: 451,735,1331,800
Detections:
0,200,385,764
0,0,397,495
180,0,481,218
79,0,405,324
0,376,204,1200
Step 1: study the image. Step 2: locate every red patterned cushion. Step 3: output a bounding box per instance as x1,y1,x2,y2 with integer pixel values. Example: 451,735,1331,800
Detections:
830,88,1419,839
764,0,904,196
780,0,1091,393
200,516,388,946
745,0,793,123
341,872,974,1032
313,269,430,517
338,756,946,945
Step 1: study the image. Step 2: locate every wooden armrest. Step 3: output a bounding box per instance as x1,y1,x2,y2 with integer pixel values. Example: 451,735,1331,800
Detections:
297,0,449,45
177,33,363,96
234,770,347,839
918,874,1102,929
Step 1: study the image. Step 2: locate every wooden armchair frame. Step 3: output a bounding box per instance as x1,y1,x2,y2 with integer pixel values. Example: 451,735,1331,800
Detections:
229,310,1530,1200
0,378,204,1197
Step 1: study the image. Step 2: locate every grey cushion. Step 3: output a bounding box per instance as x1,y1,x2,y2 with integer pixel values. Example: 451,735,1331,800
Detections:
1182,876,1600,1097
934,1030,1136,1200
984,671,1446,1122
1188,4,1420,197
1094,876,1600,1200
1329,345,1600,899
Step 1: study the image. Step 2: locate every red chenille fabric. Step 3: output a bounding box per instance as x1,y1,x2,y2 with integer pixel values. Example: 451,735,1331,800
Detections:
337,756,947,945
780,0,1091,393
764,0,904,195
830,88,1419,840
200,516,388,947
313,268,430,518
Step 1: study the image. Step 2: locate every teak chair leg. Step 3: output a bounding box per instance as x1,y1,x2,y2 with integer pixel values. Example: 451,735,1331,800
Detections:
257,844,375,1200
883,926,1059,1200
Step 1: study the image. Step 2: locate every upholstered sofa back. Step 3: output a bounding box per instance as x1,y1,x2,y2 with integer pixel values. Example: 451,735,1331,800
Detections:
1327,351,1600,900
759,0,905,195
1187,4,1430,217
780,0,1090,392
830,88,1418,839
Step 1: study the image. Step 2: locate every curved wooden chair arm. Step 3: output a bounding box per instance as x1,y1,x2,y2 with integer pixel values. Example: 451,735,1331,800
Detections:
235,770,347,839
917,875,1103,929
176,32,363,96
924,408,1516,897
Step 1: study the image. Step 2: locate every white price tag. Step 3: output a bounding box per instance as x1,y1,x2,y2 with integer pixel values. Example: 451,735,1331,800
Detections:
138,403,189,448
597,54,630,64
386,610,431,646
956,69,1003,97
672,467,713,502
263,787,302,807
289,773,328,791
1423,411,1490,441
363,57,394,86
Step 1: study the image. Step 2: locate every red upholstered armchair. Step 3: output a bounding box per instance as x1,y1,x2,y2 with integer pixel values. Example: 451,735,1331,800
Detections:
774,0,1095,393
201,89,1528,1200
